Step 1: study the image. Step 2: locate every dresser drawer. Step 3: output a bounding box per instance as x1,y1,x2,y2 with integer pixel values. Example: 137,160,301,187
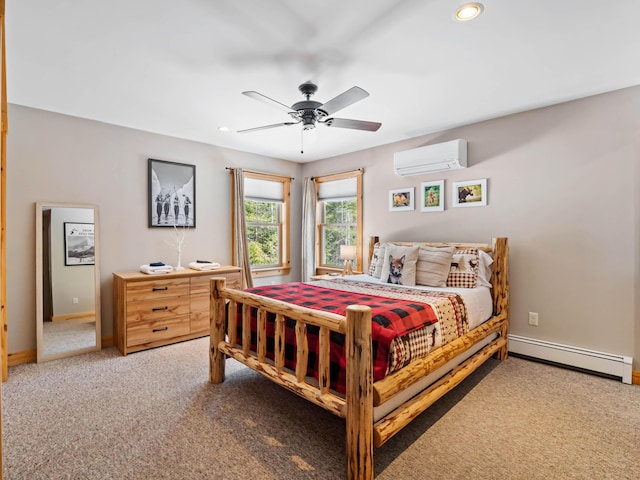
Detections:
126,278,190,302
190,292,209,313
190,292,212,334
126,315,191,347
190,310,209,334
126,294,190,324
191,272,242,295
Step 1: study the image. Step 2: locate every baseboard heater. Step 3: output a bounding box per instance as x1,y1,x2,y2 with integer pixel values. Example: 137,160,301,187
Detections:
508,334,632,384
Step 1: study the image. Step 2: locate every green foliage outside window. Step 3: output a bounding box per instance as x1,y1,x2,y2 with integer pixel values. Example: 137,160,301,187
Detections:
245,200,280,267
320,198,357,266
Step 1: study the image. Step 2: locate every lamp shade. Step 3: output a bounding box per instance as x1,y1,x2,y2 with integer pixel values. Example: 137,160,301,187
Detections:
339,245,357,261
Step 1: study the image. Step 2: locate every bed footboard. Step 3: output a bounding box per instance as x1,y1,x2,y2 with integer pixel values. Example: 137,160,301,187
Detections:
210,278,374,479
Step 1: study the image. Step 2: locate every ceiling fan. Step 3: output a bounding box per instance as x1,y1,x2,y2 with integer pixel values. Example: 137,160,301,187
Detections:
238,81,382,134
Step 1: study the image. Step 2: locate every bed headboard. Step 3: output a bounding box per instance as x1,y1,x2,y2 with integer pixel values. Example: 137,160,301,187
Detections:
368,236,509,317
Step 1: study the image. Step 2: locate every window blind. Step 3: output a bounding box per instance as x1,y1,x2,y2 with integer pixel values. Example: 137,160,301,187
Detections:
244,177,283,202
317,177,356,201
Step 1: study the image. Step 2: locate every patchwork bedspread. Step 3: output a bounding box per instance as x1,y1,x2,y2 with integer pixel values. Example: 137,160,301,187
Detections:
235,279,468,394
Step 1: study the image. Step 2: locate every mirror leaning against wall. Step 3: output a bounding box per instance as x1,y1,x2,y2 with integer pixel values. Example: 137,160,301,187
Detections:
35,202,101,362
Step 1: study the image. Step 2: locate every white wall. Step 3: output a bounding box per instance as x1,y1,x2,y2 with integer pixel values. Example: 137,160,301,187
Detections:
301,86,640,369
7,86,640,372
7,105,302,353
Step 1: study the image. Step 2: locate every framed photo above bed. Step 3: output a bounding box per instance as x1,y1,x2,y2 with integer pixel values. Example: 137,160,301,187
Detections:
148,158,196,228
389,187,414,211
420,180,444,212
452,178,487,208
64,222,95,266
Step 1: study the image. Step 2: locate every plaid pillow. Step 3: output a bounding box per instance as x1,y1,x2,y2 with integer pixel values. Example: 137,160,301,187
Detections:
369,243,387,278
368,244,384,276
446,248,479,288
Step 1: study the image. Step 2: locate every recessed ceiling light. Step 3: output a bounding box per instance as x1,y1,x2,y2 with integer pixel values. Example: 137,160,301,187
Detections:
455,2,484,22
218,126,231,133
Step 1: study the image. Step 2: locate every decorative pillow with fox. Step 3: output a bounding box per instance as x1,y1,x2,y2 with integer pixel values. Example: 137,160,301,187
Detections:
380,245,419,286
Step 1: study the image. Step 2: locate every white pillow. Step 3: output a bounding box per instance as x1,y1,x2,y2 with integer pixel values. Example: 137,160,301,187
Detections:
415,245,455,287
476,250,493,288
380,244,420,286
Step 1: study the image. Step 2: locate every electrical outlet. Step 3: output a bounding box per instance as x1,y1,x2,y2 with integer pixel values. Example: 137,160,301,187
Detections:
528,312,539,326
73,297,79,304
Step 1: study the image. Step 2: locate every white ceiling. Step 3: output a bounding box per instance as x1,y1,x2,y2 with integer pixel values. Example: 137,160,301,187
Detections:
6,0,640,162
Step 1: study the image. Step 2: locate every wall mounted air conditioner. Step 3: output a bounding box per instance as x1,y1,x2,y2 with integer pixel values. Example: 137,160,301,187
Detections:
394,139,467,176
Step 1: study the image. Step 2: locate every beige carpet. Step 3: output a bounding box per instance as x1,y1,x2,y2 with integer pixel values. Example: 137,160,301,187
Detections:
2,337,639,479
42,320,97,357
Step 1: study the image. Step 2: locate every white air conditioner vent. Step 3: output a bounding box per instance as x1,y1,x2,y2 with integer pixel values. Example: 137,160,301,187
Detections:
394,139,467,176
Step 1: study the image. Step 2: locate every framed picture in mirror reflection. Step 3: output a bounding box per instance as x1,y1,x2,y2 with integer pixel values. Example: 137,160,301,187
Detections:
64,222,95,265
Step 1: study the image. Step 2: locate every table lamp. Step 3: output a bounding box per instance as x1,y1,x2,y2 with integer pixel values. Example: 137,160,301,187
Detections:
339,245,357,276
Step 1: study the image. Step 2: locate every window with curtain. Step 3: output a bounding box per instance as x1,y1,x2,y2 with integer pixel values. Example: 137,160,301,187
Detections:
315,170,363,273
243,172,291,277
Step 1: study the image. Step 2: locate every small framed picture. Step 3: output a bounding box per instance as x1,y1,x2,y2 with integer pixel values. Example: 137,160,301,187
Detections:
64,222,95,265
452,178,487,208
420,180,445,212
389,188,415,211
148,158,196,227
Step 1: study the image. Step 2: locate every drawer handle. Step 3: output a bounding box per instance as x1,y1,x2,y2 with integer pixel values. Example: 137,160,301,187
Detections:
152,326,169,332
152,287,169,291
152,306,168,312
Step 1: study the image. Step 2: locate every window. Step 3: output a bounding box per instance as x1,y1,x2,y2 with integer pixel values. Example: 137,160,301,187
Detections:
245,199,280,267
243,172,291,277
315,170,363,274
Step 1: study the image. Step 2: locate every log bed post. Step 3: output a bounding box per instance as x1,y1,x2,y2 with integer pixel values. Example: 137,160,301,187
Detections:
491,237,509,360
210,278,227,384
345,305,374,480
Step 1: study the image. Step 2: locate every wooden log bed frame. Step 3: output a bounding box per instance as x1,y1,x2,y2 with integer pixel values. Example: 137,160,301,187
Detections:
209,237,509,480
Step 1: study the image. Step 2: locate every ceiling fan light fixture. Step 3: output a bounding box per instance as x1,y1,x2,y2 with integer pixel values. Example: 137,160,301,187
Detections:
238,82,381,139
455,2,484,22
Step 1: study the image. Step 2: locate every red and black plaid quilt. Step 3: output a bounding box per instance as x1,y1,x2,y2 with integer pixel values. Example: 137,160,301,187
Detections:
234,282,440,394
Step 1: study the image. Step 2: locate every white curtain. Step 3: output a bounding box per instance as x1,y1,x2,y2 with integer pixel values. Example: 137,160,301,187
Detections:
232,168,253,289
301,177,317,281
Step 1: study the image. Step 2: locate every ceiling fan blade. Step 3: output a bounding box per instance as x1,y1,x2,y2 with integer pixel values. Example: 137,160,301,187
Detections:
242,91,293,114
324,117,381,132
318,86,369,116
237,122,299,133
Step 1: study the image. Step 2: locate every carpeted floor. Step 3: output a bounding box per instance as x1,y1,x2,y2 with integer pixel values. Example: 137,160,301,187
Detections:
42,320,97,357
2,337,639,479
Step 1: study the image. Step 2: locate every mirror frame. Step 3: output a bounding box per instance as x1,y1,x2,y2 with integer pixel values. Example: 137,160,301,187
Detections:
35,201,102,362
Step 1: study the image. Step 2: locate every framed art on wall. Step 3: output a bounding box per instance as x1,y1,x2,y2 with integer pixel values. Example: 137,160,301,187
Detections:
389,187,415,211
420,180,445,212
148,158,196,227
452,178,487,208
64,222,95,265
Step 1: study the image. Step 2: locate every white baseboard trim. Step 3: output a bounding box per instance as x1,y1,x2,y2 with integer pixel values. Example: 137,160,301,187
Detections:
508,334,633,384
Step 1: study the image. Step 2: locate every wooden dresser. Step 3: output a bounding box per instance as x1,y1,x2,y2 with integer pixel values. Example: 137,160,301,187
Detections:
113,266,241,355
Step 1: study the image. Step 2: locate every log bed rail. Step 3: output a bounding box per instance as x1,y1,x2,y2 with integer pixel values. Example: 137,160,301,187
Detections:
210,237,509,480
